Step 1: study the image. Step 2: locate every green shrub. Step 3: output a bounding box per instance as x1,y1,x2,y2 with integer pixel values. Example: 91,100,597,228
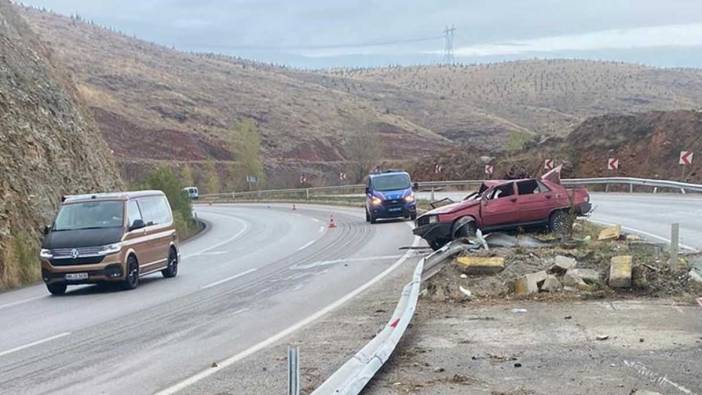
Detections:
140,167,199,239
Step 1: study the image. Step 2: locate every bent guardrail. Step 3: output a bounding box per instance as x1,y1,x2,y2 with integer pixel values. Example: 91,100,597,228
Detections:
311,243,463,395
199,177,702,203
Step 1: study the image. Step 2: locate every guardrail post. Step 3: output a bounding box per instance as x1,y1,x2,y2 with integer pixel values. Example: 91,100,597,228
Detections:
288,346,300,395
430,187,435,202
629,184,633,193
669,223,680,270
305,188,310,200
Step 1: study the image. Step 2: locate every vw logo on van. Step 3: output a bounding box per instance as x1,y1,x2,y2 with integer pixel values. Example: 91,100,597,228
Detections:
71,248,79,259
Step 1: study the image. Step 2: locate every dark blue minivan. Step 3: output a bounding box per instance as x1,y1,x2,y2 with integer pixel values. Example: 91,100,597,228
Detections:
365,170,417,224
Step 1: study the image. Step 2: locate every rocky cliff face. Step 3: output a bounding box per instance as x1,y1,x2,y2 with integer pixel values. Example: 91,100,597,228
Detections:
0,0,122,289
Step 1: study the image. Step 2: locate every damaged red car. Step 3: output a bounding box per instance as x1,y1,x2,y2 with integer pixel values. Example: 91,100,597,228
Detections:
414,168,591,250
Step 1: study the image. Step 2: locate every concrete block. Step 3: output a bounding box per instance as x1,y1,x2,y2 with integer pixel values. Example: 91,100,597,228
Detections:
454,256,505,274
540,275,562,292
598,225,621,241
563,269,600,288
514,271,548,296
609,255,633,288
551,255,577,272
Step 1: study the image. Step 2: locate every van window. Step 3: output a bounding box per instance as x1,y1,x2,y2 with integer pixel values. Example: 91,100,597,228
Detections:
127,200,142,227
371,173,411,191
137,196,172,225
54,201,124,231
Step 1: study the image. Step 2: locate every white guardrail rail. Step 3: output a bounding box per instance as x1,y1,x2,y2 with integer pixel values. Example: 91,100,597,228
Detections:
199,177,702,201
311,243,465,395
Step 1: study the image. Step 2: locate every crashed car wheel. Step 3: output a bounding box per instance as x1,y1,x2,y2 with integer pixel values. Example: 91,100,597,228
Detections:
429,239,447,251
453,218,477,239
549,210,574,236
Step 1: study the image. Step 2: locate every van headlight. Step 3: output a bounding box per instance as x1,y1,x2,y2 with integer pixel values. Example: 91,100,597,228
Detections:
371,197,383,206
99,243,122,256
404,195,415,203
40,249,53,259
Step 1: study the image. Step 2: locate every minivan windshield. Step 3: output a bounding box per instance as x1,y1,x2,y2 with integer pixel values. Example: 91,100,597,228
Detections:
372,173,411,191
53,201,124,231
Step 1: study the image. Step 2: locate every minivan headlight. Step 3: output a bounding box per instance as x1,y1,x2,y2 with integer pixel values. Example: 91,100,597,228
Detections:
40,249,53,259
371,197,383,206
99,243,122,256
405,195,415,203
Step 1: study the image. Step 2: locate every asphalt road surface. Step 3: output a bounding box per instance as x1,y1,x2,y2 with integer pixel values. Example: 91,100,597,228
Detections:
419,191,702,251
0,204,418,394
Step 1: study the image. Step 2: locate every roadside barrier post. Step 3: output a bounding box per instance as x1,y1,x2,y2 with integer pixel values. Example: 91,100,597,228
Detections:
430,187,435,202
288,346,300,395
669,223,680,270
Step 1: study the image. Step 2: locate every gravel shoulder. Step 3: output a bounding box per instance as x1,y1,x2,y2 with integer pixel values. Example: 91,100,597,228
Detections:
365,297,702,395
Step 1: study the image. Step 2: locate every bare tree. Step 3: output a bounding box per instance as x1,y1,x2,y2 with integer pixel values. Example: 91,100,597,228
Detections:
344,124,383,183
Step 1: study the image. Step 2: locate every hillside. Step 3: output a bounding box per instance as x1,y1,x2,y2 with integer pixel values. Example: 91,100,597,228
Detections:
0,1,122,289
339,61,702,139
19,7,452,188
411,110,702,184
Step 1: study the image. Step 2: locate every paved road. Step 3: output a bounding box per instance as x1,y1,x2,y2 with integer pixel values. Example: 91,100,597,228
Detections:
0,204,418,394
418,191,702,251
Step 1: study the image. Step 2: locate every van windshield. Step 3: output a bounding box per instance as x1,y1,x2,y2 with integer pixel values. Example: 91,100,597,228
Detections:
53,201,124,231
372,174,411,191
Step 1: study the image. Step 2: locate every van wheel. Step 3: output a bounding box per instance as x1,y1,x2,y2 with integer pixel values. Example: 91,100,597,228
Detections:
550,210,574,237
162,248,178,278
365,210,370,223
369,212,377,224
47,283,67,295
122,255,139,290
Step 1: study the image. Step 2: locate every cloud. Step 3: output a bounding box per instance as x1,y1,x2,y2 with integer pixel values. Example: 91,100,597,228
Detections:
447,23,702,57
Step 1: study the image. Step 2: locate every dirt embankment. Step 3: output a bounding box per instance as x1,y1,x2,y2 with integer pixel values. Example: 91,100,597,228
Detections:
0,0,122,289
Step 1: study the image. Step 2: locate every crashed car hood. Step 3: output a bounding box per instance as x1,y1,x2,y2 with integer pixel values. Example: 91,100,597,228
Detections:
424,199,480,216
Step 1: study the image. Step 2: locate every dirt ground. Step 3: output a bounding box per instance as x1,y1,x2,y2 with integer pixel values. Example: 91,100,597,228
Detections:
366,298,702,395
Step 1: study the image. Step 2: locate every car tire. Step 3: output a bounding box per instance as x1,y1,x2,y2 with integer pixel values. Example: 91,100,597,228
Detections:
453,218,477,239
122,255,139,290
365,210,371,223
161,247,178,278
429,239,446,251
46,282,67,296
549,210,574,236
369,213,377,224
410,213,417,221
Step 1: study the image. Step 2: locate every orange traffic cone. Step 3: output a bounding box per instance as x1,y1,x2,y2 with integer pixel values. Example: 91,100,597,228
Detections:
328,214,337,228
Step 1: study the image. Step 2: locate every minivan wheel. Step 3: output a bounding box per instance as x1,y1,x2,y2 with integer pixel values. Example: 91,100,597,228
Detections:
47,282,67,296
122,255,139,290
365,210,370,223
162,248,178,278
369,213,377,224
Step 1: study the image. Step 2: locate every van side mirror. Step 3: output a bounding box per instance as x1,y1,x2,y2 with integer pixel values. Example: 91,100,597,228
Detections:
129,219,146,231
413,182,419,190
365,187,370,194
43,225,51,235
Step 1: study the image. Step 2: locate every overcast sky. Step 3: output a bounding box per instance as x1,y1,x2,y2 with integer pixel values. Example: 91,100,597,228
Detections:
18,0,702,68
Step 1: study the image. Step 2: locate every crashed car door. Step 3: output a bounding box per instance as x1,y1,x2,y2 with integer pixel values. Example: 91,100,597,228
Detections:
516,179,553,222
480,182,518,227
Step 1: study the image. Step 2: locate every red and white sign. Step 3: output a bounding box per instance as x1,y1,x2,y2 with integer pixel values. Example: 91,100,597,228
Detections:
607,158,619,171
544,159,554,171
434,164,443,174
299,175,308,184
484,165,494,175
679,151,694,166
338,172,347,181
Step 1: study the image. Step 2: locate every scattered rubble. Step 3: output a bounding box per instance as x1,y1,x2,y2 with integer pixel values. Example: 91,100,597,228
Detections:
423,220,701,303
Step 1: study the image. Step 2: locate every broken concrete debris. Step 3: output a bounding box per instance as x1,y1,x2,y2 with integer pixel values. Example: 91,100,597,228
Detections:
540,275,562,292
689,269,702,284
551,255,577,273
608,255,633,288
454,256,505,275
598,224,622,241
514,271,548,295
595,335,609,341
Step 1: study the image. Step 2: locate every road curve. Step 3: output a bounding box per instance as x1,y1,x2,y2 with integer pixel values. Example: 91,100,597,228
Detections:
0,204,418,394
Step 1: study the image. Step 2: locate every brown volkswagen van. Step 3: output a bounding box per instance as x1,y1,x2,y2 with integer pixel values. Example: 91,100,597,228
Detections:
40,191,179,295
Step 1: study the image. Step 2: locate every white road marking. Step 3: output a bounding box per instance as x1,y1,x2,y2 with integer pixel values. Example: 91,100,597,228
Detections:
183,214,250,259
0,332,71,358
297,240,316,251
623,359,694,394
589,219,698,252
201,268,257,290
156,235,421,395
290,255,404,270
199,251,228,256
0,295,44,311
319,225,326,233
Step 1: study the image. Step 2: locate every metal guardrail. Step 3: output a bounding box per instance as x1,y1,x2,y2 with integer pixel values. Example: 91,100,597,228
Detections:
199,177,702,202
311,243,463,395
